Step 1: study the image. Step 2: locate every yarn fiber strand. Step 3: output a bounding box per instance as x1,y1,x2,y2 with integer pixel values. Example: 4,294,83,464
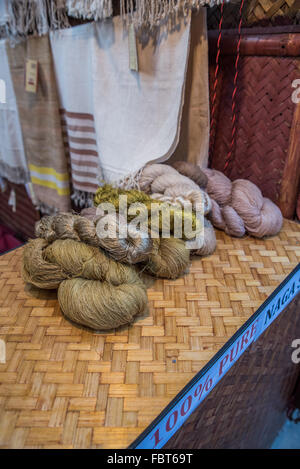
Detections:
36,212,191,279
23,238,148,331
171,161,283,238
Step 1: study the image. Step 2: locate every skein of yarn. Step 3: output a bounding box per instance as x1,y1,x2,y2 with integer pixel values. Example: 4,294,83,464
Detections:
35,212,153,264
171,161,208,189
94,184,200,240
145,237,190,279
134,164,216,256
22,238,148,331
192,218,216,257
136,164,212,215
36,212,191,279
173,161,283,238
203,169,283,238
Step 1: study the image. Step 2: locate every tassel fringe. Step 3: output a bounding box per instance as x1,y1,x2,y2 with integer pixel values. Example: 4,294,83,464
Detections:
66,0,113,21
3,0,70,43
120,0,228,28
1,0,229,42
71,189,95,209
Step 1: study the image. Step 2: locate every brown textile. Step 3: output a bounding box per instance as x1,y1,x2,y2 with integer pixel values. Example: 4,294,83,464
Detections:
6,35,71,213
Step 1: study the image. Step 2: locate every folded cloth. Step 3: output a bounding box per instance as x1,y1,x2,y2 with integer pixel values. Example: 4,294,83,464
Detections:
6,35,71,213
169,8,210,168
0,39,30,184
50,14,191,201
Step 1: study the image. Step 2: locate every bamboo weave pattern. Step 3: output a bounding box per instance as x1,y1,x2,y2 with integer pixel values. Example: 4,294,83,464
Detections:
0,220,299,448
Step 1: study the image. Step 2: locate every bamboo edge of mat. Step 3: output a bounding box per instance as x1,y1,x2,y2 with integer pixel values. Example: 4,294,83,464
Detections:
0,219,299,449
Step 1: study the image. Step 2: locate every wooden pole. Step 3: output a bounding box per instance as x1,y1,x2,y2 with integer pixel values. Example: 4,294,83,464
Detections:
278,97,300,219
209,31,300,57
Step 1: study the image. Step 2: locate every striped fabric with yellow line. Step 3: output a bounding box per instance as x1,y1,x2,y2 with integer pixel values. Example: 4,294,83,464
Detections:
29,164,70,196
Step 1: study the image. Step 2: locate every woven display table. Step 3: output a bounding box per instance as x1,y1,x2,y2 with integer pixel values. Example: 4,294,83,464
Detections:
0,220,299,449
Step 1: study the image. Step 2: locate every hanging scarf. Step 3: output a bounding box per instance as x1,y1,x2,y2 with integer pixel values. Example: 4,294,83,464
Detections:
6,35,71,213
50,23,103,207
50,13,191,206
0,39,30,184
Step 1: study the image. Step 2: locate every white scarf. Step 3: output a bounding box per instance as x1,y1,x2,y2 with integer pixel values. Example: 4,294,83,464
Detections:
0,40,30,184
50,14,191,198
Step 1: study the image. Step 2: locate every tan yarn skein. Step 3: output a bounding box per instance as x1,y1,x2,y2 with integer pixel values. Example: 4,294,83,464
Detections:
136,164,216,257
192,218,216,257
35,212,153,264
36,212,191,280
23,238,148,331
137,164,212,215
145,237,190,279
171,161,208,189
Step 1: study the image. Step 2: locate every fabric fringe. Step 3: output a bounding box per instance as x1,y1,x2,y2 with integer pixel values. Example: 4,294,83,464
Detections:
120,0,228,28
115,167,145,191
1,0,229,40
35,202,60,215
0,161,31,185
66,0,113,20
71,189,95,209
4,0,70,43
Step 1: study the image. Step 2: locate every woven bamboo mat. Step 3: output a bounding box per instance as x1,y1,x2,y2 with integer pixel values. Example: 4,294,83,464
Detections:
0,220,299,449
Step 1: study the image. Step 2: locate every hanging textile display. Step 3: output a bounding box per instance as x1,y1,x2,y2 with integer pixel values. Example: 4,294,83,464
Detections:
169,8,210,168
50,23,103,206
0,1,230,41
126,1,229,29
0,40,30,184
50,13,191,202
6,35,71,213
60,108,101,207
1,0,70,42
66,1,229,28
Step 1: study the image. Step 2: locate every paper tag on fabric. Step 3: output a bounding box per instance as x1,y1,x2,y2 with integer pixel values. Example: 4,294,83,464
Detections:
8,188,16,212
25,59,38,93
128,23,138,72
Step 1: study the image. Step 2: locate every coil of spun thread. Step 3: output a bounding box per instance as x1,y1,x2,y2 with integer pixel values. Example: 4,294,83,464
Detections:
35,212,153,265
171,161,208,189
36,212,191,279
22,238,148,331
94,184,200,240
135,164,216,256
173,161,283,238
138,164,212,215
203,168,283,238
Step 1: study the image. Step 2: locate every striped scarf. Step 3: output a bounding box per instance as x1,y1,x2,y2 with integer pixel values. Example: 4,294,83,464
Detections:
6,35,71,213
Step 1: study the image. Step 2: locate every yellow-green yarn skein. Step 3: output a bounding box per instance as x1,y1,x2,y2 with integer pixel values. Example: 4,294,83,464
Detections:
94,184,200,240
22,238,148,331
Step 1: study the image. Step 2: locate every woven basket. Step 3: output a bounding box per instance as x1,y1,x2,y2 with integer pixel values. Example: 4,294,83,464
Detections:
207,0,300,30
209,28,300,219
